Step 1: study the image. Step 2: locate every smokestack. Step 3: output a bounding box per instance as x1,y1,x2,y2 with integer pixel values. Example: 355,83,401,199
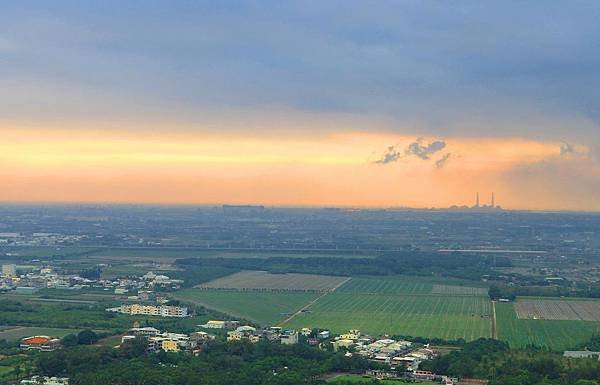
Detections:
491,192,495,207
476,192,480,208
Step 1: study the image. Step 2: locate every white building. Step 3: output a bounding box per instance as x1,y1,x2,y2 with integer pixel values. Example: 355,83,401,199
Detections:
2,264,16,277
280,330,298,345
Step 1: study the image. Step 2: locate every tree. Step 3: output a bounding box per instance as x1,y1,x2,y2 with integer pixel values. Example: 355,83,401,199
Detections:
77,329,99,345
62,334,78,347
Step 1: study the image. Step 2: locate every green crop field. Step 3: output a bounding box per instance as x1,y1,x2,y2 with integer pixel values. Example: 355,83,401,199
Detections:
337,276,487,296
336,276,434,294
174,288,320,325
495,301,600,350
0,326,82,341
283,292,491,340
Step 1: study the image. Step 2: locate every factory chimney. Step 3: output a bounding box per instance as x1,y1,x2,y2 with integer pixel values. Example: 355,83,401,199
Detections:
476,192,480,208
491,192,495,208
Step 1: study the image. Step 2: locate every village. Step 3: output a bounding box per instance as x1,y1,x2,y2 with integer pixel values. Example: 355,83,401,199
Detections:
15,316,458,385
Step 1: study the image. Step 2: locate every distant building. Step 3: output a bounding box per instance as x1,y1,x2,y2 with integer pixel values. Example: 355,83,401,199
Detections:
15,287,39,295
227,326,260,343
200,320,239,329
563,351,600,360
317,330,330,339
2,264,16,277
122,328,199,353
20,376,69,385
107,304,188,318
20,336,61,352
280,330,298,345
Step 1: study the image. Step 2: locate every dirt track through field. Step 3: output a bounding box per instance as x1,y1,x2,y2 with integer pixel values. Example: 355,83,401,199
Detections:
277,277,351,327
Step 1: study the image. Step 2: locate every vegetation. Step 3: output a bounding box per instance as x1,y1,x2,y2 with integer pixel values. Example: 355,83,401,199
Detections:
329,375,437,384
174,289,320,325
176,251,510,280
32,340,375,385
284,292,491,340
495,302,600,350
0,298,222,335
421,338,600,385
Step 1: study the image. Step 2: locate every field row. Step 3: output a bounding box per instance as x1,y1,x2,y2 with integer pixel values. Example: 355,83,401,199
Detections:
174,289,319,324
515,299,600,321
337,276,487,296
0,326,83,341
197,271,348,292
496,302,600,350
284,293,491,340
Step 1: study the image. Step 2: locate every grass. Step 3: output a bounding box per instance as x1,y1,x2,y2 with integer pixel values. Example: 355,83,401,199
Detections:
336,276,434,295
496,301,600,350
198,271,348,291
337,276,487,295
0,326,82,340
284,292,491,340
176,276,491,339
0,366,13,376
174,288,320,325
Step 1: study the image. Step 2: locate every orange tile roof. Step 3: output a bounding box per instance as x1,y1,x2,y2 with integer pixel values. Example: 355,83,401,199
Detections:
22,336,51,344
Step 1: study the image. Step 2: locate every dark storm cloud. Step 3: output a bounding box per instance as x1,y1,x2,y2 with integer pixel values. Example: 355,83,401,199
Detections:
0,1,599,142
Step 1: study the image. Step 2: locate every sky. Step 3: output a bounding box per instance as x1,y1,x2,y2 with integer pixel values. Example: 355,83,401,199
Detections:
1,1,599,210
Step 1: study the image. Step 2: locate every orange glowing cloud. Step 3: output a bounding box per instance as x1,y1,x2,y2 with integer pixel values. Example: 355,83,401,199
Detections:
0,125,594,210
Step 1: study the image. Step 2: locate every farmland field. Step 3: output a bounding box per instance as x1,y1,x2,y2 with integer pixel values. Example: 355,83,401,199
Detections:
0,326,82,341
336,276,434,294
514,298,600,321
496,302,600,350
174,288,320,325
431,284,487,296
336,276,487,296
197,271,349,292
283,292,491,340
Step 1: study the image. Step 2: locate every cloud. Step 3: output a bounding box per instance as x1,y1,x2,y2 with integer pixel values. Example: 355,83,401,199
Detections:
375,138,448,165
560,142,576,156
405,138,446,160
501,156,600,211
374,145,401,164
435,153,452,168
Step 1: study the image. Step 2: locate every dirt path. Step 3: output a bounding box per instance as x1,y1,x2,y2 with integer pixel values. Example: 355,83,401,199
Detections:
277,276,351,327
491,300,497,339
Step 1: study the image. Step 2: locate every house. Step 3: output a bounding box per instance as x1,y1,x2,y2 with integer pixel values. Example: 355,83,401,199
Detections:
127,327,161,337
227,326,260,343
280,330,298,345
339,329,361,341
189,331,215,343
318,330,330,339
412,370,436,381
200,320,239,329
563,351,600,360
20,336,61,352
107,304,188,318
20,376,69,385
147,333,192,353
332,339,354,351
